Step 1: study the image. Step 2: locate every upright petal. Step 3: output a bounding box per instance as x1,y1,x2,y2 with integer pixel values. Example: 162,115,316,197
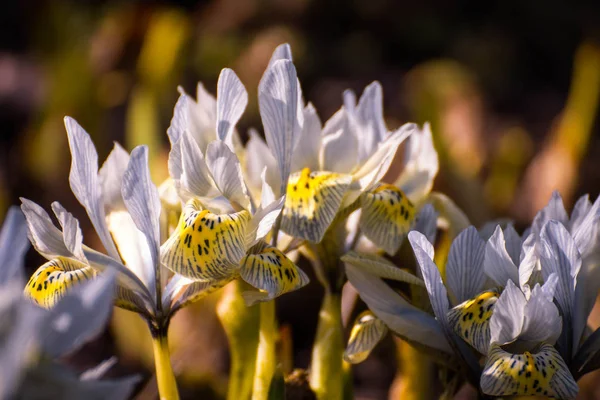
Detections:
359,184,416,255
321,127,358,173
396,123,439,203
520,283,562,347
178,130,217,198
291,103,322,172
258,59,303,195
20,198,71,259
481,343,578,399
216,68,248,148
206,140,251,210
121,146,161,295
569,194,592,233
280,169,352,243
531,191,569,240
353,81,387,162
0,207,29,283
413,203,439,244
244,129,280,193
484,226,519,287
489,280,526,345
98,143,130,213
245,196,284,248
445,226,486,303
160,199,250,281
51,202,86,262
344,311,388,364
571,194,600,258
239,244,309,305
268,43,293,67
503,224,522,266
64,117,120,260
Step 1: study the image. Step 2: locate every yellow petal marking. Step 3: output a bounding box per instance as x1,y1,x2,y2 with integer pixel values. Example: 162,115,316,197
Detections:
239,245,309,303
24,257,95,308
281,168,352,243
481,343,578,399
344,311,388,364
447,289,499,354
360,183,416,254
160,199,251,281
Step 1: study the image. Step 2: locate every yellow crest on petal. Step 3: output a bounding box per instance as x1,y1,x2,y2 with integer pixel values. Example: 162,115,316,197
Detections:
447,289,499,354
24,257,95,308
239,245,309,304
481,343,578,399
344,311,388,364
160,199,251,281
281,168,352,243
360,184,416,255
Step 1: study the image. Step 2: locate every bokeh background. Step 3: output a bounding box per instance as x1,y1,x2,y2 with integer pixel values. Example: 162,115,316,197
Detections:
1,0,599,399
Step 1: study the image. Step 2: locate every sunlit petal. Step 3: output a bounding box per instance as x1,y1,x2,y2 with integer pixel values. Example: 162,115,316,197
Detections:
448,289,499,354
344,311,388,364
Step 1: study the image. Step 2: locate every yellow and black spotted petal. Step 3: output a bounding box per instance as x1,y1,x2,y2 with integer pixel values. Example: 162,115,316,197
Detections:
281,168,352,243
344,311,388,364
481,343,578,399
239,245,309,305
114,285,151,316
160,199,251,282
24,257,95,308
360,184,416,255
171,276,234,314
447,289,499,354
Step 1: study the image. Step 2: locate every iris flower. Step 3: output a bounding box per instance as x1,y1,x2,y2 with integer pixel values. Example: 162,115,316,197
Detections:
22,118,225,399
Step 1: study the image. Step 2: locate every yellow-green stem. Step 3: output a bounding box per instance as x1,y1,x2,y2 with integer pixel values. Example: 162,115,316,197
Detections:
217,281,260,400
310,292,343,400
253,299,277,400
151,333,179,400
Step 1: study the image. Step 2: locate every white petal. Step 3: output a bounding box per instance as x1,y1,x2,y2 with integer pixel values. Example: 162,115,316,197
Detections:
407,231,450,330
571,194,600,258
518,232,539,289
121,146,161,295
569,194,592,232
531,191,569,240
489,280,526,345
216,68,248,148
258,59,303,195
41,270,117,358
396,122,439,203
244,129,280,193
321,128,358,173
166,92,188,146
291,103,322,172
428,192,470,238
205,140,251,210
98,143,130,213
64,117,120,260
503,224,522,266
51,202,86,262
178,130,217,198
0,207,29,283
188,83,218,152
268,43,293,67
20,198,70,259
413,203,439,244
346,263,452,353
520,282,562,346
246,196,284,247
445,226,486,303
353,81,387,162
342,251,425,287
484,226,519,286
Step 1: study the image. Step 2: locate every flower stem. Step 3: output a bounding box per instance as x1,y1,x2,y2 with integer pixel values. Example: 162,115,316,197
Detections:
252,299,277,400
217,280,260,400
151,332,179,400
310,291,343,400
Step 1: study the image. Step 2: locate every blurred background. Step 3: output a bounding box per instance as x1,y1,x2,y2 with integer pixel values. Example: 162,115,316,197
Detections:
1,0,599,398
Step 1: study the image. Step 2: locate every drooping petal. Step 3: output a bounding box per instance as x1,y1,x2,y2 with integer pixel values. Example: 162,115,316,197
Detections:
24,257,95,309
489,280,526,346
216,68,248,148
359,184,416,255
239,244,309,305
447,289,499,354
520,282,562,347
484,226,519,286
346,263,452,353
160,199,250,281
344,311,388,364
98,142,130,213
121,146,161,295
258,59,303,195
0,207,29,283
341,251,425,287
395,123,439,203
280,169,352,243
40,270,116,358
445,226,486,303
51,202,86,262
205,140,252,210
20,198,71,259
64,117,120,260
169,276,234,314
291,103,322,172
481,343,578,399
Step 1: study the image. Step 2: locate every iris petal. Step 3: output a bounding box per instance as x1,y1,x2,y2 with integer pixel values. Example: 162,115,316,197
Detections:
344,311,388,364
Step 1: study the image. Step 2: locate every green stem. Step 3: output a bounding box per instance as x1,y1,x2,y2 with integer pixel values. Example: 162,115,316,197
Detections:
252,299,277,400
310,292,343,400
216,281,260,400
151,332,179,400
